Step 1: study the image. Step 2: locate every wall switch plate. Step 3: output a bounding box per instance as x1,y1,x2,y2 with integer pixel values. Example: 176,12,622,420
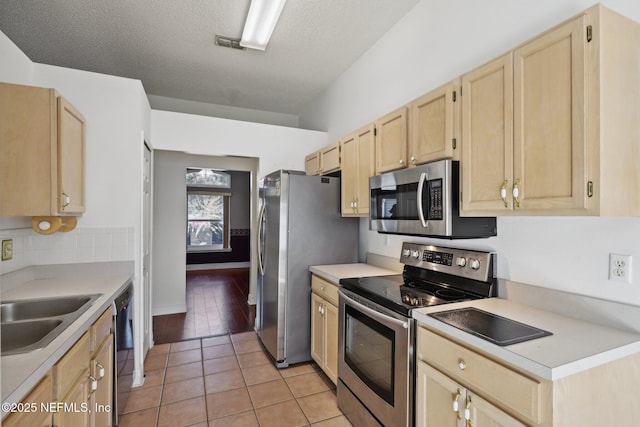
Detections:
609,253,632,284
2,239,13,261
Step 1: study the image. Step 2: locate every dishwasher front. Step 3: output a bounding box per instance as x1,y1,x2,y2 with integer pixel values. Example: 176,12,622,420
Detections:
113,282,133,426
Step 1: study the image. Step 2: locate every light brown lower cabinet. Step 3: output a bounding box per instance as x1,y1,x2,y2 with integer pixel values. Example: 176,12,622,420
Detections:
310,274,339,384
89,309,114,427
1,308,114,427
52,332,92,427
416,325,640,426
1,374,53,427
417,362,525,427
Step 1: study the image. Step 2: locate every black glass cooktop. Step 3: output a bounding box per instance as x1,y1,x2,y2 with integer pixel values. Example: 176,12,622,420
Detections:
429,307,552,346
339,274,481,316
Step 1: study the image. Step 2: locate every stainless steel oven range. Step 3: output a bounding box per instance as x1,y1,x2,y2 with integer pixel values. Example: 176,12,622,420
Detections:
337,243,496,426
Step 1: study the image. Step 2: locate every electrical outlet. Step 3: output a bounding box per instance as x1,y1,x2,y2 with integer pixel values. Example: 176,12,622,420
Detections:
609,253,632,284
2,239,13,261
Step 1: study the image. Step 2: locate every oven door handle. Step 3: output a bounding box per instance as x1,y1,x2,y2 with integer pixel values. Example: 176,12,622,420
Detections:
417,172,428,228
342,291,409,329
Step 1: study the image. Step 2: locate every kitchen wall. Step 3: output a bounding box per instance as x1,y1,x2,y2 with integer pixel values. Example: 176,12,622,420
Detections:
300,0,640,307
0,28,152,385
151,110,328,314
149,95,299,128
152,151,258,315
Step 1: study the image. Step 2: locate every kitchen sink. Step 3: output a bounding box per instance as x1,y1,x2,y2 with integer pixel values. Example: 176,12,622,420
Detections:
0,294,102,356
1,295,99,322
1,318,64,354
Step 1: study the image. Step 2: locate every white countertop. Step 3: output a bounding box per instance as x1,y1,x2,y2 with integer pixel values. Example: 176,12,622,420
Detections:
309,263,400,284
1,263,133,413
413,297,640,381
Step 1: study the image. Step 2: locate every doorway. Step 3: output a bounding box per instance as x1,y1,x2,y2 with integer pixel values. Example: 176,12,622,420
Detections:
151,150,258,343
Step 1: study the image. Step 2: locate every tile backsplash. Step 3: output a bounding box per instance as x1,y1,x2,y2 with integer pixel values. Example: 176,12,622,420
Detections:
0,227,135,275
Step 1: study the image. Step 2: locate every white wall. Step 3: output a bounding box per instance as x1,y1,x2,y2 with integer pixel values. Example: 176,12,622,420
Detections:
151,110,328,178
150,112,328,313
1,29,152,386
0,30,33,86
149,95,299,128
152,151,258,315
300,0,640,306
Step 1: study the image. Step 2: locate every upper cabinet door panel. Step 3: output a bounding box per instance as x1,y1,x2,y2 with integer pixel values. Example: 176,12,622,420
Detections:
305,151,320,175
375,107,408,174
461,53,514,214
355,124,374,215
409,80,457,166
340,134,357,214
320,141,341,174
58,96,86,214
513,14,588,211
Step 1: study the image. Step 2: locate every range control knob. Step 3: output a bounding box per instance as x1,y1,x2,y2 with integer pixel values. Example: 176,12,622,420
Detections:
411,297,421,306
411,250,421,259
456,257,467,267
402,294,411,303
402,249,411,258
469,258,481,270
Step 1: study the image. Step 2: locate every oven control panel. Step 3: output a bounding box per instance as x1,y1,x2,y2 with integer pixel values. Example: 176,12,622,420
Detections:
423,250,453,266
400,242,495,282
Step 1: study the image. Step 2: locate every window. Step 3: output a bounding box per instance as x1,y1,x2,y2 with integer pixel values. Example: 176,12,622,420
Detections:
186,169,231,252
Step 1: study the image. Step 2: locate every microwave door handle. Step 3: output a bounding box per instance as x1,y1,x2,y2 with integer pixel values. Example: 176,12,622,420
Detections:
417,172,428,227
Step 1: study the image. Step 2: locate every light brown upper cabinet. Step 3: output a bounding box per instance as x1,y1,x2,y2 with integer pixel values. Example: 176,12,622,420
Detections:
340,124,374,216
408,79,460,166
304,151,321,175
0,82,86,216
305,141,341,176
460,52,514,214
461,4,640,216
374,107,408,174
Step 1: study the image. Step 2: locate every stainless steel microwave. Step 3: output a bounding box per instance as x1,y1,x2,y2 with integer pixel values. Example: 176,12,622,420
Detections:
369,159,496,238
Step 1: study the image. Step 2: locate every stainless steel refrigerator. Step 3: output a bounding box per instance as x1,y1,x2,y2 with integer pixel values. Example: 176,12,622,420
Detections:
256,170,358,368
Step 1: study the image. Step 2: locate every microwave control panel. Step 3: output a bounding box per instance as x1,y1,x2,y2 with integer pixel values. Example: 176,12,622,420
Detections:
428,179,443,220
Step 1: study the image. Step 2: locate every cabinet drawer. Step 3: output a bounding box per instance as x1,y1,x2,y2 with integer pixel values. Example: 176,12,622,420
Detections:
91,308,113,352
311,275,339,306
417,326,543,423
53,331,90,399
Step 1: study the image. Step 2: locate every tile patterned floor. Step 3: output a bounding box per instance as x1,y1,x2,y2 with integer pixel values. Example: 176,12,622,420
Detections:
118,332,352,427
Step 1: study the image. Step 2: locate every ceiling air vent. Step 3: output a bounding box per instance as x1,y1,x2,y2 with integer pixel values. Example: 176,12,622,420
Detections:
215,35,245,50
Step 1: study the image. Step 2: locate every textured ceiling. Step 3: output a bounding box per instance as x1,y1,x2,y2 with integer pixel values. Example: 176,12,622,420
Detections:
0,0,418,115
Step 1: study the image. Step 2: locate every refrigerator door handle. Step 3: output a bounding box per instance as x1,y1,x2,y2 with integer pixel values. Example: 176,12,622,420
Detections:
257,203,266,276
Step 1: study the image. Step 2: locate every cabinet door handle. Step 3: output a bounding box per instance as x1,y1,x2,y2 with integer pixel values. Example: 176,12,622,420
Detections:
410,155,416,164
62,192,71,209
500,180,509,208
89,375,98,394
465,395,474,427
96,362,105,379
452,389,462,420
513,179,521,208
399,159,404,164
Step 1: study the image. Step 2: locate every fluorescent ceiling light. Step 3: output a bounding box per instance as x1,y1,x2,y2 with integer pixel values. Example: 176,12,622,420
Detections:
240,0,287,51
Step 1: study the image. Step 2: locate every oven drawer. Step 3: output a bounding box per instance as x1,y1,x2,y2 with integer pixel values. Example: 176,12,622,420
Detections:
417,326,544,424
311,275,339,306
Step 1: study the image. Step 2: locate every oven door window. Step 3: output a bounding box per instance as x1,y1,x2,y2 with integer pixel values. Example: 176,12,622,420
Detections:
344,305,395,405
